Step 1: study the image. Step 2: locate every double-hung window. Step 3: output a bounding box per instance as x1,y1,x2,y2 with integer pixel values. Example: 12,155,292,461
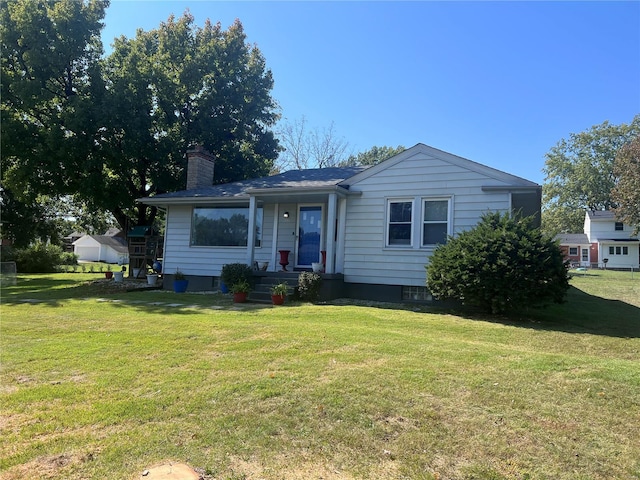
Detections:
387,197,451,247
387,200,413,246
422,199,450,246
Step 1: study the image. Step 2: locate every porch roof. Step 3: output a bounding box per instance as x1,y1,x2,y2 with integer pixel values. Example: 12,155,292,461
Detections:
138,166,368,206
555,233,589,245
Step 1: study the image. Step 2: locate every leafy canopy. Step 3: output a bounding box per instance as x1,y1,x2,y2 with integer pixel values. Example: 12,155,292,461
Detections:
612,135,640,235
426,212,569,315
1,3,280,232
541,115,640,235
341,145,405,166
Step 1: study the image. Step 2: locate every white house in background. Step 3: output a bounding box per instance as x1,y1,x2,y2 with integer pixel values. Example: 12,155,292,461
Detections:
139,144,541,302
584,210,639,269
72,233,129,264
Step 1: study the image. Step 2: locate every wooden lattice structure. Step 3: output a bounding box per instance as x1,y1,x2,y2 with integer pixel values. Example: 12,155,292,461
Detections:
127,226,162,279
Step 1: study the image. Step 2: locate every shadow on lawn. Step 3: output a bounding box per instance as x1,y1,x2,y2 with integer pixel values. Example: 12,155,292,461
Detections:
425,285,640,339
4,277,639,337
1,275,265,314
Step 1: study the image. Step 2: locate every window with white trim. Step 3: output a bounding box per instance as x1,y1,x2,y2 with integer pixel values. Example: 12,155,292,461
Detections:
422,199,450,246
387,200,413,246
569,247,578,256
608,246,628,255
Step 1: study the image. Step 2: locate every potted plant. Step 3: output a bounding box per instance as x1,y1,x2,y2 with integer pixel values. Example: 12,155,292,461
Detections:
173,269,188,293
231,280,251,303
113,266,125,282
146,268,159,286
270,282,288,305
104,264,113,279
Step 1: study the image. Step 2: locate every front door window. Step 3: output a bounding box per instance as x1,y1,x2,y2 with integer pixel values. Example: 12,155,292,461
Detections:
297,206,322,266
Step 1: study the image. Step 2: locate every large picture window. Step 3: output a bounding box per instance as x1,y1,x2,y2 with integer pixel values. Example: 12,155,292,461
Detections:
387,200,413,246
191,206,262,247
422,199,450,246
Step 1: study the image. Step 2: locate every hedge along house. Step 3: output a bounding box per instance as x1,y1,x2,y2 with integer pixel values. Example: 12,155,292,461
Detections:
138,144,541,302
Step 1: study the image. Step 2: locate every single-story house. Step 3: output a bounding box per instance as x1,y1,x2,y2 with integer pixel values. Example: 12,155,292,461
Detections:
557,210,639,270
139,144,541,302
73,233,129,264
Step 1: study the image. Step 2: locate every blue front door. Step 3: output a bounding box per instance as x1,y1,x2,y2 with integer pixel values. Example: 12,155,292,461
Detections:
297,206,322,266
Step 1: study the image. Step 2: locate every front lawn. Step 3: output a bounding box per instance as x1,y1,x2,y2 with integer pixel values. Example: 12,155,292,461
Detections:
1,271,638,479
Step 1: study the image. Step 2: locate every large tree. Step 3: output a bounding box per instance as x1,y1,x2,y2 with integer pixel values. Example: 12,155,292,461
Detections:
1,0,109,233
276,116,350,171
2,4,280,231
541,115,640,235
612,135,640,235
340,145,405,167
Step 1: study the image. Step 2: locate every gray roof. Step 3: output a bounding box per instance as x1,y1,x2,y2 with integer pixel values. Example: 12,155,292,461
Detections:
587,210,616,220
555,233,590,244
91,235,129,253
141,166,369,202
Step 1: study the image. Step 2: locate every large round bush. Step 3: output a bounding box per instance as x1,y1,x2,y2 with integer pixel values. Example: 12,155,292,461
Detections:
426,212,569,314
14,242,65,273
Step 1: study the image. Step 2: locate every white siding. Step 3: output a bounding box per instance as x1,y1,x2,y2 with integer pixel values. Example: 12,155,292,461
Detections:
587,219,633,242
163,204,277,276
343,151,514,286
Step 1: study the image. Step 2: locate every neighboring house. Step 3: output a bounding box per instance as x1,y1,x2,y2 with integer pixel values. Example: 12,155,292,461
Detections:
139,144,541,301
584,211,639,269
72,231,129,264
555,233,591,267
63,231,85,252
556,211,640,270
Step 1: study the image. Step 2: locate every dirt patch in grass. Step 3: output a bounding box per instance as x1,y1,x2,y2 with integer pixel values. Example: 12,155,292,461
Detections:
0,452,85,480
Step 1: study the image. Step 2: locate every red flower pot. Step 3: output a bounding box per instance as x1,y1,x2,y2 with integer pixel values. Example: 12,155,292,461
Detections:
233,292,248,303
271,294,285,305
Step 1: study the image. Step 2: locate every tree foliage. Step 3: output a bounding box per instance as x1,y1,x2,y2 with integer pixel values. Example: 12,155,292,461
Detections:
426,212,569,315
1,3,280,231
541,115,640,235
612,135,640,235
341,145,405,166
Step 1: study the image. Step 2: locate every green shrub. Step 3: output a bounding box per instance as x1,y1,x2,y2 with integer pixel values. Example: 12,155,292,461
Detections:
13,242,65,273
220,263,253,288
426,211,570,314
297,272,322,301
60,252,78,265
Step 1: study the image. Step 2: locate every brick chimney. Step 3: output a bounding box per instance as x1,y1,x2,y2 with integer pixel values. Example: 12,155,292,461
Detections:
186,146,215,190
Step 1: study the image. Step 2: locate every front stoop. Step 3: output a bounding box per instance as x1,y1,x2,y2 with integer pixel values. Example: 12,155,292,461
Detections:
248,271,345,302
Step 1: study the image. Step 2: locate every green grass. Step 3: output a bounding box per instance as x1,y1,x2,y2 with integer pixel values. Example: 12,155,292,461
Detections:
1,271,639,479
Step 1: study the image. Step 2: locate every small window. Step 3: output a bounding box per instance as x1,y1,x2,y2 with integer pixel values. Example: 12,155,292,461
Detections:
387,201,412,246
569,247,578,256
615,222,624,231
422,199,450,246
623,246,629,255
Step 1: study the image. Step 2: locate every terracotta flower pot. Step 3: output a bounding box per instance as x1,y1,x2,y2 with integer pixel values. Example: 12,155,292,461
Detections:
271,294,285,305
105,271,113,279
233,292,248,303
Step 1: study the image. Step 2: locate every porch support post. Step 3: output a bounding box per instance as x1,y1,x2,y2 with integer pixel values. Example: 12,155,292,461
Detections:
325,193,337,274
246,196,257,267
270,203,280,272
335,197,347,274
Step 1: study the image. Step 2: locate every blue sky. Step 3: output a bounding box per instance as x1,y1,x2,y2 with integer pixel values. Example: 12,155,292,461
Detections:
101,1,640,184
